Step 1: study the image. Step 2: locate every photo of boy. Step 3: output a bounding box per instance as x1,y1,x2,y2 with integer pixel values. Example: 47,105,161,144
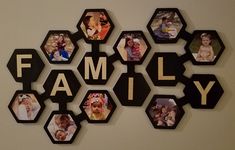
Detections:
80,11,111,40
11,93,41,121
116,33,147,62
47,114,77,141
150,10,183,40
83,93,113,121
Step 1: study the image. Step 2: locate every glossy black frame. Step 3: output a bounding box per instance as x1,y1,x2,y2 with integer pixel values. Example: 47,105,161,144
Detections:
77,9,114,44
40,30,79,64
44,111,81,144
184,30,225,65
147,8,187,43
145,95,185,129
79,90,116,123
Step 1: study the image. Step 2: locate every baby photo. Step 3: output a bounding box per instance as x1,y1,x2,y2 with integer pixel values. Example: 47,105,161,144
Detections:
11,93,41,121
47,114,77,142
189,32,222,62
116,33,147,62
80,11,111,40
148,98,179,127
83,92,113,121
150,10,183,40
43,33,75,62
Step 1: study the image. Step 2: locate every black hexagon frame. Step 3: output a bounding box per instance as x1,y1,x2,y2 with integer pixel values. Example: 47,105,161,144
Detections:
77,9,114,44
79,90,116,123
44,111,81,144
40,30,78,64
8,90,45,123
146,95,185,129
147,8,187,43
113,31,151,65
184,30,225,65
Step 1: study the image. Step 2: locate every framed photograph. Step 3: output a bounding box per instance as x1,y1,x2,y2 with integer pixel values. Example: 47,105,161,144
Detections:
147,8,186,43
113,31,151,65
80,90,116,123
146,95,184,129
40,30,78,64
8,90,45,123
44,111,80,144
185,30,225,65
77,9,114,44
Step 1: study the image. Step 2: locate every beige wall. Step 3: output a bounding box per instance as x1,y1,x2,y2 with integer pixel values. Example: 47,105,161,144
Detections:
0,0,234,149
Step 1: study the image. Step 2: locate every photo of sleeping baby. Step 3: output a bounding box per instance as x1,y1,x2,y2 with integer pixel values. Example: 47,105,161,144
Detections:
47,114,77,142
82,92,113,121
148,98,180,127
116,33,148,62
43,33,75,62
80,11,111,40
189,32,222,62
11,93,41,121
150,10,183,40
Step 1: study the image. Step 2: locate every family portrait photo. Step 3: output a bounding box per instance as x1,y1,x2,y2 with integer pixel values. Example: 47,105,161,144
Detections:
43,32,75,62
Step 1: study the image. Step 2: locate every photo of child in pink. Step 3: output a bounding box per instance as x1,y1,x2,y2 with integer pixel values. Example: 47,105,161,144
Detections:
83,93,112,121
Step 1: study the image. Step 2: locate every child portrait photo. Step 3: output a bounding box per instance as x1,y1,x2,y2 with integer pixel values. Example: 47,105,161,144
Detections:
11,93,41,121
47,114,77,142
80,11,111,41
116,32,148,62
189,32,222,63
43,32,75,62
150,10,184,41
82,92,114,121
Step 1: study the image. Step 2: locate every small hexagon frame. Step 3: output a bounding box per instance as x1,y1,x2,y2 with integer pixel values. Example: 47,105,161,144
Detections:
146,95,185,129
147,8,187,43
77,9,114,44
8,90,45,123
40,30,78,64
113,31,151,65
184,30,225,65
79,90,116,123
44,111,81,144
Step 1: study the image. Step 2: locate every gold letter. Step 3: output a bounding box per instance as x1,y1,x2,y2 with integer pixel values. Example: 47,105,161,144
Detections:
16,54,32,77
194,81,215,105
84,57,107,80
158,57,176,80
51,73,72,96
128,77,134,101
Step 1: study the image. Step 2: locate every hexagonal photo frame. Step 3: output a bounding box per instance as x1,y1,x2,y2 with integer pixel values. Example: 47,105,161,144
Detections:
44,111,81,144
185,30,225,65
113,31,151,65
147,8,186,43
77,9,114,44
146,95,184,129
80,90,116,123
8,90,45,123
40,30,78,64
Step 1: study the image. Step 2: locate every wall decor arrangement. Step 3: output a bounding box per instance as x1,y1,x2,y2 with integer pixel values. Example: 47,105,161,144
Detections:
7,8,225,144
